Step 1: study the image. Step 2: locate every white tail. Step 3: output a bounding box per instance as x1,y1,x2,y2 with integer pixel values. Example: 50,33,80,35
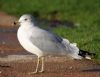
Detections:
62,38,82,59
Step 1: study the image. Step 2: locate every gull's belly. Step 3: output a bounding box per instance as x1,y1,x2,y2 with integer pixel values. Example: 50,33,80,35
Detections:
17,28,43,57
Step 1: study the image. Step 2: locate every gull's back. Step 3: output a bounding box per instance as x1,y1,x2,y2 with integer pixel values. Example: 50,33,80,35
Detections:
29,26,67,56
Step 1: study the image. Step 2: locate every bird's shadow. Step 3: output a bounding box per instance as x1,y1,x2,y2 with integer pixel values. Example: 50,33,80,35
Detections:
30,10,77,28
82,67,100,72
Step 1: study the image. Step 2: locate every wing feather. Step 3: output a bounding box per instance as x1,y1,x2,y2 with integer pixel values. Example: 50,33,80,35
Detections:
30,29,66,55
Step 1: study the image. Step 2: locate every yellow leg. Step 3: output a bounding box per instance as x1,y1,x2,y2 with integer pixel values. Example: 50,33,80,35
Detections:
39,57,44,73
28,57,44,74
29,57,40,74
33,57,40,73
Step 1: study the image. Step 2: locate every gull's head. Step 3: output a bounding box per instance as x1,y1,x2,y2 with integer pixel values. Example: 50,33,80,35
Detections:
18,14,34,26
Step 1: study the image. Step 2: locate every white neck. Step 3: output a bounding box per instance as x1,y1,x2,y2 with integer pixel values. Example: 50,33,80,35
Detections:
20,21,35,30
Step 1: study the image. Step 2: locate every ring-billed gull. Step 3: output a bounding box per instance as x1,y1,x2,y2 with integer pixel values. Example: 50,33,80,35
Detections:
16,14,95,74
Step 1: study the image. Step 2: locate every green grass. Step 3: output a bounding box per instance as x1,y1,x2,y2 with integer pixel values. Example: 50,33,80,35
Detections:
0,0,100,60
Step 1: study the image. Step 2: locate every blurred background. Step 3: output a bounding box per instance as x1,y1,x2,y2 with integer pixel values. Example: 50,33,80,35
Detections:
0,0,100,61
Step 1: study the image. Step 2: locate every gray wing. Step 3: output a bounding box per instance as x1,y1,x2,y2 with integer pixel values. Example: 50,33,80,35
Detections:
30,29,66,55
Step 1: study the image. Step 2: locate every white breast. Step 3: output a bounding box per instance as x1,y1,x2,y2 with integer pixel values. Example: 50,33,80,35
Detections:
17,27,43,57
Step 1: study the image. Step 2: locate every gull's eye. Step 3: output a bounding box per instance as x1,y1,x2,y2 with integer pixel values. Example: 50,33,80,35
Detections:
24,18,27,21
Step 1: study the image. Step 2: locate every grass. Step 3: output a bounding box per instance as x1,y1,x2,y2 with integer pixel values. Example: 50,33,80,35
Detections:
0,0,100,60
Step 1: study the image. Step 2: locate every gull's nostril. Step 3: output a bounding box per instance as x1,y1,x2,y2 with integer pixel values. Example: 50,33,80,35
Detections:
13,21,19,26
11,21,17,27
14,21,17,25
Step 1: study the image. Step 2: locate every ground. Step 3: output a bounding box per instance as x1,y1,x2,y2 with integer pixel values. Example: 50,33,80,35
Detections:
0,12,100,77
0,59,100,77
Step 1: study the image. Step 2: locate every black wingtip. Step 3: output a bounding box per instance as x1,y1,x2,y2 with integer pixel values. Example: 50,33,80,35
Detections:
78,49,96,58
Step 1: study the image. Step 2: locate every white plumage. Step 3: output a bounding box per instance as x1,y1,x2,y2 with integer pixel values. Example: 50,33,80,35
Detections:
17,14,82,74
